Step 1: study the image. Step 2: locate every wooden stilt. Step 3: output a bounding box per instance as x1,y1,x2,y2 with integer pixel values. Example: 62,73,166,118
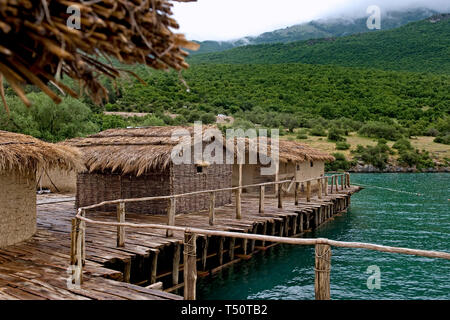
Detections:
235,189,242,220
318,178,323,199
229,237,235,261
117,202,126,247
166,198,176,237
250,227,258,252
172,243,181,286
209,192,215,226
202,237,209,271
150,250,159,284
278,182,283,209
218,237,225,265
299,213,304,233
242,238,248,255
306,181,311,202
315,243,331,300
259,186,265,214
183,232,197,300
123,260,131,283
261,223,268,247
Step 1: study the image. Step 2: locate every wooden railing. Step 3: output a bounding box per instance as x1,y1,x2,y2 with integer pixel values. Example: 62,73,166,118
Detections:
71,215,450,300
70,172,450,300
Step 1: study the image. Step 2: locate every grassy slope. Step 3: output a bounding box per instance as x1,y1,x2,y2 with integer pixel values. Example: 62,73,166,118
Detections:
284,132,450,162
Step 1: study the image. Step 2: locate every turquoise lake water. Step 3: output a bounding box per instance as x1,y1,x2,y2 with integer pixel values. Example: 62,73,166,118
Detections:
197,173,450,300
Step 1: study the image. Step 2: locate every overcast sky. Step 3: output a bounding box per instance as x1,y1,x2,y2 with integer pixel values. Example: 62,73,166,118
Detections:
172,0,450,41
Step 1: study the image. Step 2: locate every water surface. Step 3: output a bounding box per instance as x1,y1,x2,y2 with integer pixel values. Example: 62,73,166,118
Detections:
197,173,450,300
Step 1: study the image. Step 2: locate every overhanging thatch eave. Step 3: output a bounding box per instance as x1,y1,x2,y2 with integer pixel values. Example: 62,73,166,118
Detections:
0,131,85,175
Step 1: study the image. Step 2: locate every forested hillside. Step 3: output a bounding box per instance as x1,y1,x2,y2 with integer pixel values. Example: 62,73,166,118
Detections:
190,15,450,74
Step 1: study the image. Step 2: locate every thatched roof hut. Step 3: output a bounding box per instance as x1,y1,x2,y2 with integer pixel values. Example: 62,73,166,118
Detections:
66,126,232,214
0,130,83,248
232,138,335,193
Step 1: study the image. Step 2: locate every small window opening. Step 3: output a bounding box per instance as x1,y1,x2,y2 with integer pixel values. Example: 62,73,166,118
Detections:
296,164,300,171
196,166,203,173
310,161,314,167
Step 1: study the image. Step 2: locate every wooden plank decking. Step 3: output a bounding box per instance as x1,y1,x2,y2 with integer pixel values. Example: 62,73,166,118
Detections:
0,186,360,300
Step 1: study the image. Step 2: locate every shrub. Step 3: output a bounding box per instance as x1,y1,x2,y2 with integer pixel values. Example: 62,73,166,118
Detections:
398,149,434,169
358,121,404,140
336,141,351,150
393,138,412,151
327,127,346,142
310,126,327,137
325,153,355,172
297,134,308,140
351,141,392,169
434,134,450,145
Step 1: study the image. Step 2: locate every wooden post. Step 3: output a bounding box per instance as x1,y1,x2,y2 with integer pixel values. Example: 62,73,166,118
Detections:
70,218,77,266
335,175,338,192
172,243,181,287
294,182,299,206
315,243,331,300
117,202,125,247
229,238,235,261
235,189,242,220
218,237,225,265
306,181,311,202
209,192,215,226
341,174,344,190
201,236,208,271
236,164,243,219
278,182,283,209
347,173,351,187
150,250,159,284
167,197,176,237
317,179,322,200
324,177,328,196
330,176,334,194
184,232,197,300
259,186,265,214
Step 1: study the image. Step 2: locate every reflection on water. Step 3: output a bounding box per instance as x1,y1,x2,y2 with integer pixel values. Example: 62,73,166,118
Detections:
197,173,450,300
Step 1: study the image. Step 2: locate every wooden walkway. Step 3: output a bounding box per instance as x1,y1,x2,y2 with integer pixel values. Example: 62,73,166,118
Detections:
0,186,360,299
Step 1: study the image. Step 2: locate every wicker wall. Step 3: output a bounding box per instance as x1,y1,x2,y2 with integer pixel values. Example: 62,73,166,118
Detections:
76,171,170,214
172,164,232,214
0,171,36,248
76,164,232,215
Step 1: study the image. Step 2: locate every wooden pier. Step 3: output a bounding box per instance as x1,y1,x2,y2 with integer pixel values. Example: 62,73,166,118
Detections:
0,174,361,300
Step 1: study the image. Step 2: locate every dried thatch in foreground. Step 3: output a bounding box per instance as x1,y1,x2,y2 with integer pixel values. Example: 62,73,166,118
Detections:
0,130,84,174
0,0,199,107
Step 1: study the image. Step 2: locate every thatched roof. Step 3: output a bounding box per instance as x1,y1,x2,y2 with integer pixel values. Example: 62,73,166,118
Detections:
233,138,335,163
0,131,84,175
64,126,219,176
0,0,199,107
64,126,334,176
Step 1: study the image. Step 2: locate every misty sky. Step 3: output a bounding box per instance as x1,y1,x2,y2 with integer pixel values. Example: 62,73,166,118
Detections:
172,0,450,41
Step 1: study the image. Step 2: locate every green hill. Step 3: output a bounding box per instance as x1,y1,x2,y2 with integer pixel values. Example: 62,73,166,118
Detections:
190,15,450,74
